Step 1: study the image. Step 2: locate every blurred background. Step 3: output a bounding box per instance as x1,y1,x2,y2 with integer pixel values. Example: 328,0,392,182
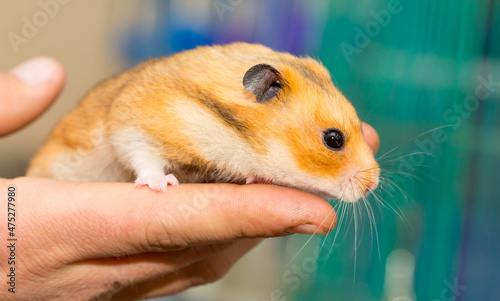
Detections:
1,0,499,300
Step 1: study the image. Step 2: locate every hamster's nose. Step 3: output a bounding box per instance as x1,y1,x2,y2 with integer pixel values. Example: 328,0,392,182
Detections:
362,122,380,154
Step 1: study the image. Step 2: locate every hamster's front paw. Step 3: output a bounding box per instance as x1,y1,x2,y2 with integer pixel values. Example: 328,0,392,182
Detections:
135,174,180,192
245,176,272,184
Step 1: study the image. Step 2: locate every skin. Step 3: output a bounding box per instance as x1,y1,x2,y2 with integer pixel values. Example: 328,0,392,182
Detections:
0,57,380,300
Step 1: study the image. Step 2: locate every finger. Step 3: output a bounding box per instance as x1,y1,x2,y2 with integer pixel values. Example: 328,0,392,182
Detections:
361,122,380,154
14,177,336,262
0,57,65,136
111,239,262,300
70,242,238,299
91,182,335,256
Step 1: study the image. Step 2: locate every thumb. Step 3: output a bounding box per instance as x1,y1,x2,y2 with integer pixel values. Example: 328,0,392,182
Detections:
0,57,65,137
362,122,380,154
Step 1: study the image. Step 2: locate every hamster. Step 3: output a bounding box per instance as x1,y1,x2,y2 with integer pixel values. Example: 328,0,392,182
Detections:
27,42,379,203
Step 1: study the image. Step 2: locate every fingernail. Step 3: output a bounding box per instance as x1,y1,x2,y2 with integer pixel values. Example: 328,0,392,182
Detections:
10,57,57,86
284,223,329,235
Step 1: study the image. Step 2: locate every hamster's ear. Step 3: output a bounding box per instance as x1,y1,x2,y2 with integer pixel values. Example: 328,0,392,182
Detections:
243,63,284,103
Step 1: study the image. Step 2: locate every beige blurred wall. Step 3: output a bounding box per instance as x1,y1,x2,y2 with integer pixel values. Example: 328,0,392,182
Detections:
0,0,143,177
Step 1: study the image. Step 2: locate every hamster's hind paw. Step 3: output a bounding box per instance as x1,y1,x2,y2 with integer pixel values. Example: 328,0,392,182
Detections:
135,174,180,192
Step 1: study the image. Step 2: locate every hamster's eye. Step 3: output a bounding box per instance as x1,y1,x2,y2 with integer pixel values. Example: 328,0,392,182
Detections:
323,129,344,150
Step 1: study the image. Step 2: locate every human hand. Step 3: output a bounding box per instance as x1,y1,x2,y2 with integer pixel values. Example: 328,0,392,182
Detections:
1,178,337,300
0,58,346,300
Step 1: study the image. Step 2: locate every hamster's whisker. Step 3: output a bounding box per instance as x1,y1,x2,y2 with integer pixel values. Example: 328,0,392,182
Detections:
349,181,360,278
320,166,405,267
379,163,436,185
322,201,345,264
365,177,393,200
327,197,349,260
318,192,349,264
371,182,411,229
286,206,337,266
379,164,431,170
366,197,381,260
412,168,438,182
358,187,381,261
353,179,373,232
375,124,452,162
378,176,409,203
376,151,436,166
357,174,378,187
377,150,435,163
373,162,425,231
323,204,340,246
357,166,380,174
380,170,425,184
378,177,402,201
374,177,394,196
